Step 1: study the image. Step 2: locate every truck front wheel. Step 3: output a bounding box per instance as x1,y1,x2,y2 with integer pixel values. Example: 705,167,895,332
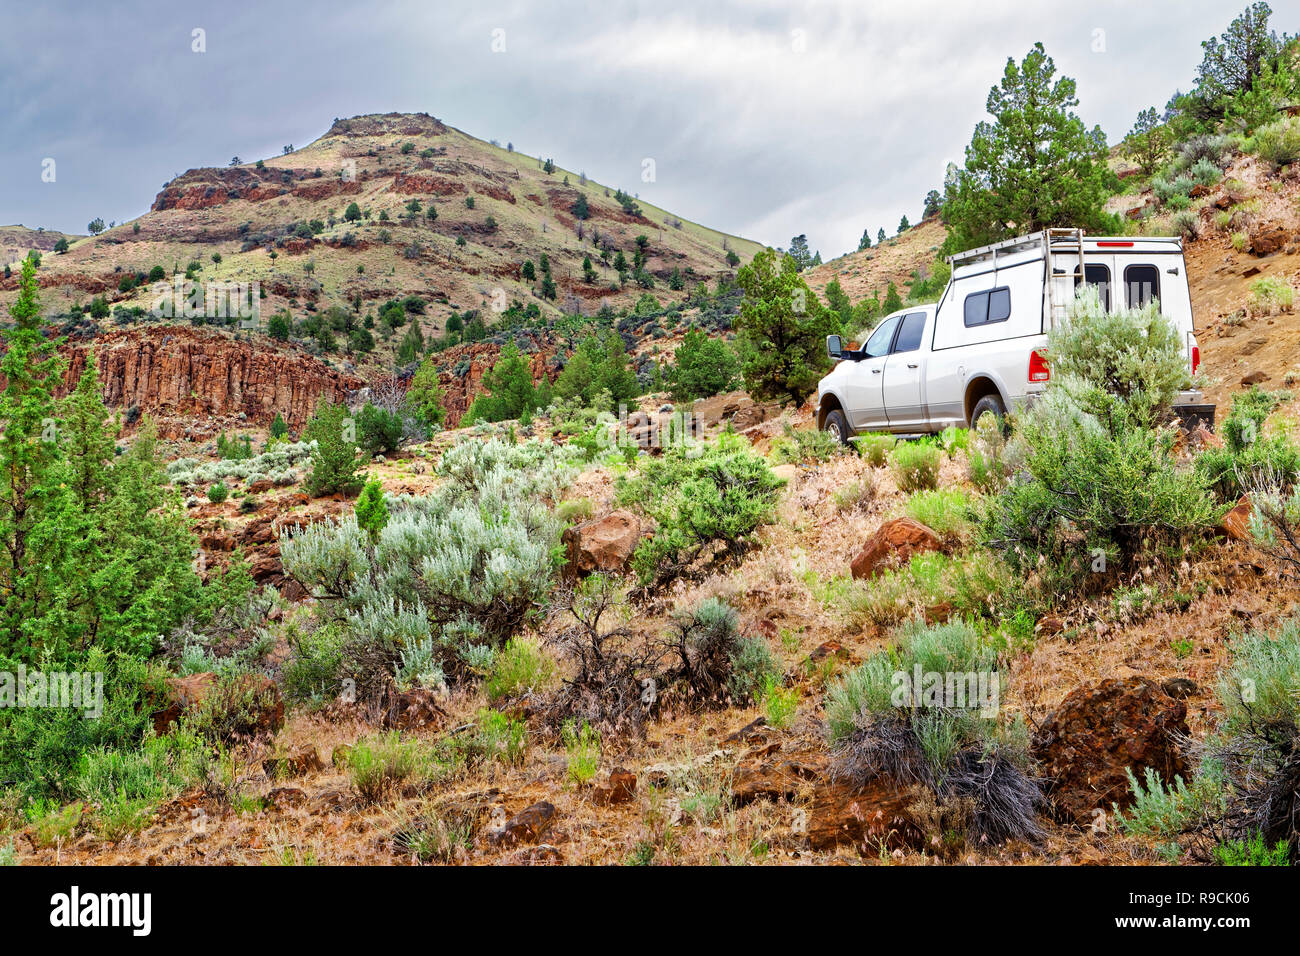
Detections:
823,408,854,445
969,394,1006,431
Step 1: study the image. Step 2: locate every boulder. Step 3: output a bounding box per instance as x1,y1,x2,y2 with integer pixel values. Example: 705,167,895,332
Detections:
563,510,641,577
1250,224,1290,256
1032,677,1190,825
850,517,944,580
488,801,557,847
592,768,637,806
1220,495,1253,541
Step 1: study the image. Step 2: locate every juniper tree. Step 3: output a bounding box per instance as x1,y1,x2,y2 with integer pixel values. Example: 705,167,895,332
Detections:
734,248,839,404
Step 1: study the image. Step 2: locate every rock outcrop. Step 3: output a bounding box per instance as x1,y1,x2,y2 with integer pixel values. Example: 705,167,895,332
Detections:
57,326,362,432
1032,676,1190,825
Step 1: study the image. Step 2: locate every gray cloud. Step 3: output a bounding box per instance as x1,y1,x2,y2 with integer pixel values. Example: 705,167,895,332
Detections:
0,0,1257,258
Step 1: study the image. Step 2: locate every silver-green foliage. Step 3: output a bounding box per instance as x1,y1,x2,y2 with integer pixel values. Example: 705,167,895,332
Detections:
281,437,579,685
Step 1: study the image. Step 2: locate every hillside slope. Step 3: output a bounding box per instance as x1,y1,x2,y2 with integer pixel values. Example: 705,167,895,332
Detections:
1,113,762,366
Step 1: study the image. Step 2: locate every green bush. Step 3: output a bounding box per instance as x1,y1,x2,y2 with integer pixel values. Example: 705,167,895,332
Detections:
1212,833,1291,866
355,402,403,456
986,391,1219,580
1046,286,1190,430
904,488,974,542
616,433,784,586
1195,387,1299,500
485,636,556,703
770,423,842,465
889,442,941,492
282,438,580,690
824,619,1039,845
669,326,739,401
855,432,896,467
207,481,229,503
1252,116,1300,167
303,402,363,497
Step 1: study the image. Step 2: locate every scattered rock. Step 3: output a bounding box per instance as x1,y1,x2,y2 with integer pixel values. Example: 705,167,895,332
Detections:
731,746,827,805
380,684,447,731
1161,677,1199,700
1032,676,1191,825
263,747,324,779
1250,224,1290,256
850,517,944,580
563,510,642,577
806,778,925,852
592,768,637,806
1220,495,1253,541
770,463,799,483
488,801,557,846
1035,615,1066,637
1241,370,1271,387
722,716,769,744
331,744,353,768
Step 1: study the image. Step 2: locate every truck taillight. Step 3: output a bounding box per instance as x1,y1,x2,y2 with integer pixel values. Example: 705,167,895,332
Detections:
1191,345,1201,374
1029,349,1050,383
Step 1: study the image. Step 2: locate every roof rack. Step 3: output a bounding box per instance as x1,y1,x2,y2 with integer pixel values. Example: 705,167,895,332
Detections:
945,230,1049,269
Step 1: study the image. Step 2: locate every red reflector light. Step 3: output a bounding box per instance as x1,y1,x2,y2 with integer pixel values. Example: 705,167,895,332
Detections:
1096,241,1134,247
1192,345,1200,374
1029,349,1050,382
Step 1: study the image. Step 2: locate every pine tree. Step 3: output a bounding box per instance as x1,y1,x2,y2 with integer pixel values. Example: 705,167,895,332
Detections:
898,215,910,233
858,229,872,251
354,478,388,543
406,357,447,427
877,228,886,244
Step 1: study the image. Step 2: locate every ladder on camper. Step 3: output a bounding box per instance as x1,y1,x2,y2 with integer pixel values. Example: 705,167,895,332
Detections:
1044,227,1086,329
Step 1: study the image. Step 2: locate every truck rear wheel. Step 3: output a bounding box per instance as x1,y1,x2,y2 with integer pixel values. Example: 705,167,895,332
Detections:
969,394,1006,431
823,409,854,445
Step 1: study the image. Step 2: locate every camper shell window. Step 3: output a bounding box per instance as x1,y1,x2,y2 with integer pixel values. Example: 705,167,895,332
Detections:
963,287,1011,327
1075,264,1112,310
1125,265,1160,309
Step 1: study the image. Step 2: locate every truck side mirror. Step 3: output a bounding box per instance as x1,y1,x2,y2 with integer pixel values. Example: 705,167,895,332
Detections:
827,334,843,360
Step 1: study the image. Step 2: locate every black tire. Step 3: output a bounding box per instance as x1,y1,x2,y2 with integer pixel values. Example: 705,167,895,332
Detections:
969,393,1007,431
823,409,854,445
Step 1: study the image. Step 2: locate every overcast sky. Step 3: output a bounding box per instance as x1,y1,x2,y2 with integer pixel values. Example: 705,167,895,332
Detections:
0,0,1270,258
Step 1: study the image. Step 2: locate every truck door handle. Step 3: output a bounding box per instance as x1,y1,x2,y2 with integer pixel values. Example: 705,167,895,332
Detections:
872,368,882,374
907,363,918,369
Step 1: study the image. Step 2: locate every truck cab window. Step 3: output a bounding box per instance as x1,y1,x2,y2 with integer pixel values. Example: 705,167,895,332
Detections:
1125,265,1160,309
864,315,900,358
1075,264,1111,310
963,287,1011,327
892,311,926,353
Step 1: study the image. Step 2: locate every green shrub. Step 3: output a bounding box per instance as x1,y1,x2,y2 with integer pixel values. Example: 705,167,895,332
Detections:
889,442,941,492
562,720,600,784
1251,276,1294,314
1212,833,1291,866
207,481,229,503
771,423,842,465
303,402,362,497
349,732,434,802
485,636,556,703
824,619,1039,845
355,402,403,456
281,622,346,707
855,432,896,467
616,433,784,586
729,635,779,705
761,673,799,728
904,488,974,542
1252,116,1300,167
1046,286,1189,430
966,414,1017,495
282,438,578,690
1194,387,1299,500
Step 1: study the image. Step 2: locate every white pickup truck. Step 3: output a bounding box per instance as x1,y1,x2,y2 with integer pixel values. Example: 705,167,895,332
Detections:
815,229,1212,440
